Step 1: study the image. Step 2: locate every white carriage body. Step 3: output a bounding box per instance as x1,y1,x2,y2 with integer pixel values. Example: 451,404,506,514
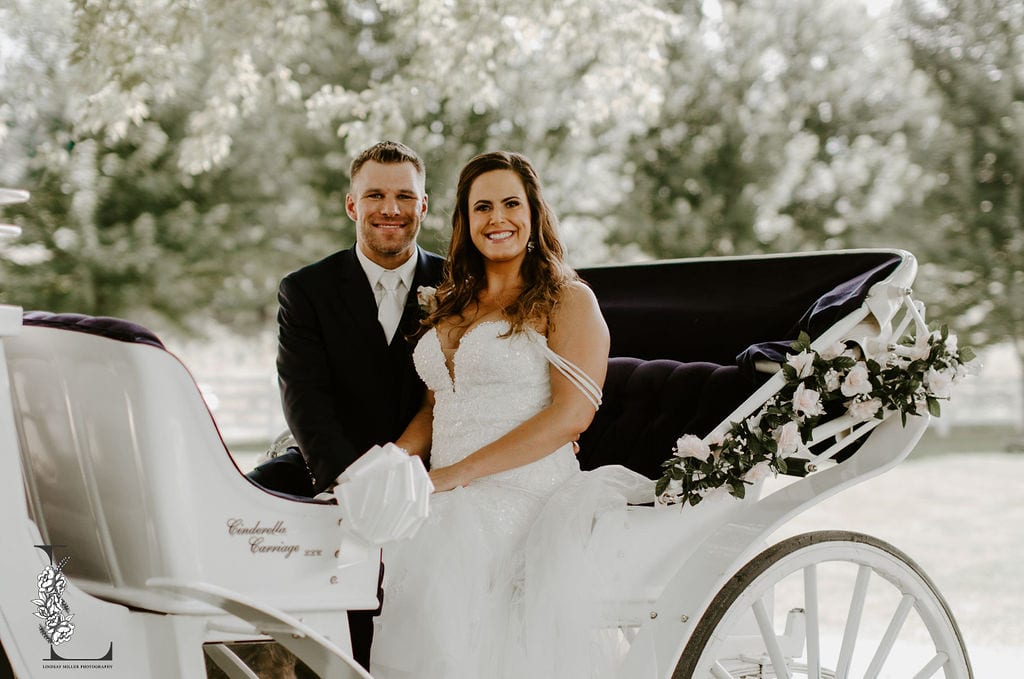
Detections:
0,246,971,679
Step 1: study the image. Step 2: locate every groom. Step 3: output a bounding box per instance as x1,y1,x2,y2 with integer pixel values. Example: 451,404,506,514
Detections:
246,140,444,668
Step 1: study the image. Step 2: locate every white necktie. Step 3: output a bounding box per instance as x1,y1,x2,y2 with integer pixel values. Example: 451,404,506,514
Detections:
377,270,405,344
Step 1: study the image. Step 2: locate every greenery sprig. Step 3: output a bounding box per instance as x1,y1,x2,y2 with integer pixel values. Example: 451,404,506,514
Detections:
656,326,976,506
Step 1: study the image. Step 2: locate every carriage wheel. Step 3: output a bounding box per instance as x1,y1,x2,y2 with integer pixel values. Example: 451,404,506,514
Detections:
673,531,972,679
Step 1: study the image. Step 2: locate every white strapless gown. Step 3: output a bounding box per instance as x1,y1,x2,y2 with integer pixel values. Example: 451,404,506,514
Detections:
370,321,655,679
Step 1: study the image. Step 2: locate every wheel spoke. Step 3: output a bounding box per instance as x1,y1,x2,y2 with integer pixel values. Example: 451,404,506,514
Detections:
836,564,871,679
752,596,792,679
804,564,821,679
864,594,915,679
675,533,971,679
912,652,949,679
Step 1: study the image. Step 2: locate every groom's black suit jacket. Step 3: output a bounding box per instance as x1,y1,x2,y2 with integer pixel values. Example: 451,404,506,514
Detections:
276,245,445,494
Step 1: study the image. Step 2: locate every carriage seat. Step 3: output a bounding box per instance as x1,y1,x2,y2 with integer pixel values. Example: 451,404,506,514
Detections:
8,311,380,619
578,358,754,480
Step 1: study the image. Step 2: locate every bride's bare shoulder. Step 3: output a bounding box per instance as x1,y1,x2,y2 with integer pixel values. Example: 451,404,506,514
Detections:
549,281,607,338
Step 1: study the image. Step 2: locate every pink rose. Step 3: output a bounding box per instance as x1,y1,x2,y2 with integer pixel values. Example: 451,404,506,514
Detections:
841,362,872,397
847,397,882,420
792,382,825,417
786,351,815,378
773,421,802,455
925,367,954,398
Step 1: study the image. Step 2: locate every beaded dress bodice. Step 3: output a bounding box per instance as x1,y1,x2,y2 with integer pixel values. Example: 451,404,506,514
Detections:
376,320,656,679
414,320,578,488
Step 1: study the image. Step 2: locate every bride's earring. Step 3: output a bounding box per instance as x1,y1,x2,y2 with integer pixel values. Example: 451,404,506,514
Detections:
527,240,535,253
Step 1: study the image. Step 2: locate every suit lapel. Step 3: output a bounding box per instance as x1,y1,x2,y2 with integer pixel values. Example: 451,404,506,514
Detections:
397,248,439,341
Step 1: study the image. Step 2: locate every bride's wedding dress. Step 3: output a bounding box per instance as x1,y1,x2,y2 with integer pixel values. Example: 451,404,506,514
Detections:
370,320,655,679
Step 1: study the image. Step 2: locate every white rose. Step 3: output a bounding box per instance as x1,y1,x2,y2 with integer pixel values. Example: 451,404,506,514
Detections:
944,334,958,353
675,434,713,462
416,285,438,314
841,362,872,397
819,341,847,360
847,397,882,420
792,382,825,417
708,430,727,447
925,367,954,398
786,350,816,378
773,420,802,455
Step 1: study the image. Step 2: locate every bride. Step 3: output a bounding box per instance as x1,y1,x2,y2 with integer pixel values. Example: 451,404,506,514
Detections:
370,151,655,679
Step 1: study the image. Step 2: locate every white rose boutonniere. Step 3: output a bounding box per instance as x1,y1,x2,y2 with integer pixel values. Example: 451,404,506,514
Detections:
416,285,438,316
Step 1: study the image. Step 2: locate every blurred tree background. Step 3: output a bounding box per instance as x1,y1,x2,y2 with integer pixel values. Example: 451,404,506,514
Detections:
0,0,1021,423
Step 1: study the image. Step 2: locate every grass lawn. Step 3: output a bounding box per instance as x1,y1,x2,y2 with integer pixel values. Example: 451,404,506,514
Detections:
912,423,1024,457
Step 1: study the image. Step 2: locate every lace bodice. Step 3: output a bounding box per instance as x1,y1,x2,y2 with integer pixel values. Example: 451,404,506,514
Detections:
414,320,578,486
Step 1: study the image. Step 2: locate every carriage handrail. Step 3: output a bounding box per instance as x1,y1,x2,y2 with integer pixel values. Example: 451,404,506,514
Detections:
773,289,933,470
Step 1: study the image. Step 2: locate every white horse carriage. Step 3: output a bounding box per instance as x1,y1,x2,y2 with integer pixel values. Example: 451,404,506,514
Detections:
0,187,973,678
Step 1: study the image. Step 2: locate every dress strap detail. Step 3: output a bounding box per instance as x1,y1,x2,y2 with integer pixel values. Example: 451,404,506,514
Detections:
536,343,603,410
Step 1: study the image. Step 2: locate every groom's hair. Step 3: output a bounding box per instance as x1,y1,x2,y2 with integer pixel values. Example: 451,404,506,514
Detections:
350,141,425,185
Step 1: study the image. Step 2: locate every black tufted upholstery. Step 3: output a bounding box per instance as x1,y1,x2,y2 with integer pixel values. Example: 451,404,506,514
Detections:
575,251,905,480
578,357,758,480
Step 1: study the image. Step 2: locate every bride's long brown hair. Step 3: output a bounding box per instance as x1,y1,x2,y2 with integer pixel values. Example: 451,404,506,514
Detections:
426,151,577,335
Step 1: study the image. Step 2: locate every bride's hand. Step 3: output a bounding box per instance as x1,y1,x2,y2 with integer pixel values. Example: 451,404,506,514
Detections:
429,464,471,493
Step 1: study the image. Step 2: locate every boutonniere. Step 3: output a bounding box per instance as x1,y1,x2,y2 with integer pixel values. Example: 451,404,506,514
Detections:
416,285,438,316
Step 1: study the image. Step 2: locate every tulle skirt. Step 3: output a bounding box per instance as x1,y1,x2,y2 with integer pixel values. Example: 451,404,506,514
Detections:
370,451,654,679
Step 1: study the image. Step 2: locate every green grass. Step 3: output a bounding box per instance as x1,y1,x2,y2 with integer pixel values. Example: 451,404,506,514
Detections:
911,424,1024,458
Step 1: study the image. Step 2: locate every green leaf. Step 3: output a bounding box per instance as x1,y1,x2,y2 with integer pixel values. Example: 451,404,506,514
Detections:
833,356,856,370
655,478,669,497
927,396,942,418
959,347,976,363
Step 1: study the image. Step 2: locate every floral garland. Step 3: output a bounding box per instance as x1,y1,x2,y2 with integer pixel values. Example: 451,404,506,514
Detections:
656,326,976,506
32,556,76,646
